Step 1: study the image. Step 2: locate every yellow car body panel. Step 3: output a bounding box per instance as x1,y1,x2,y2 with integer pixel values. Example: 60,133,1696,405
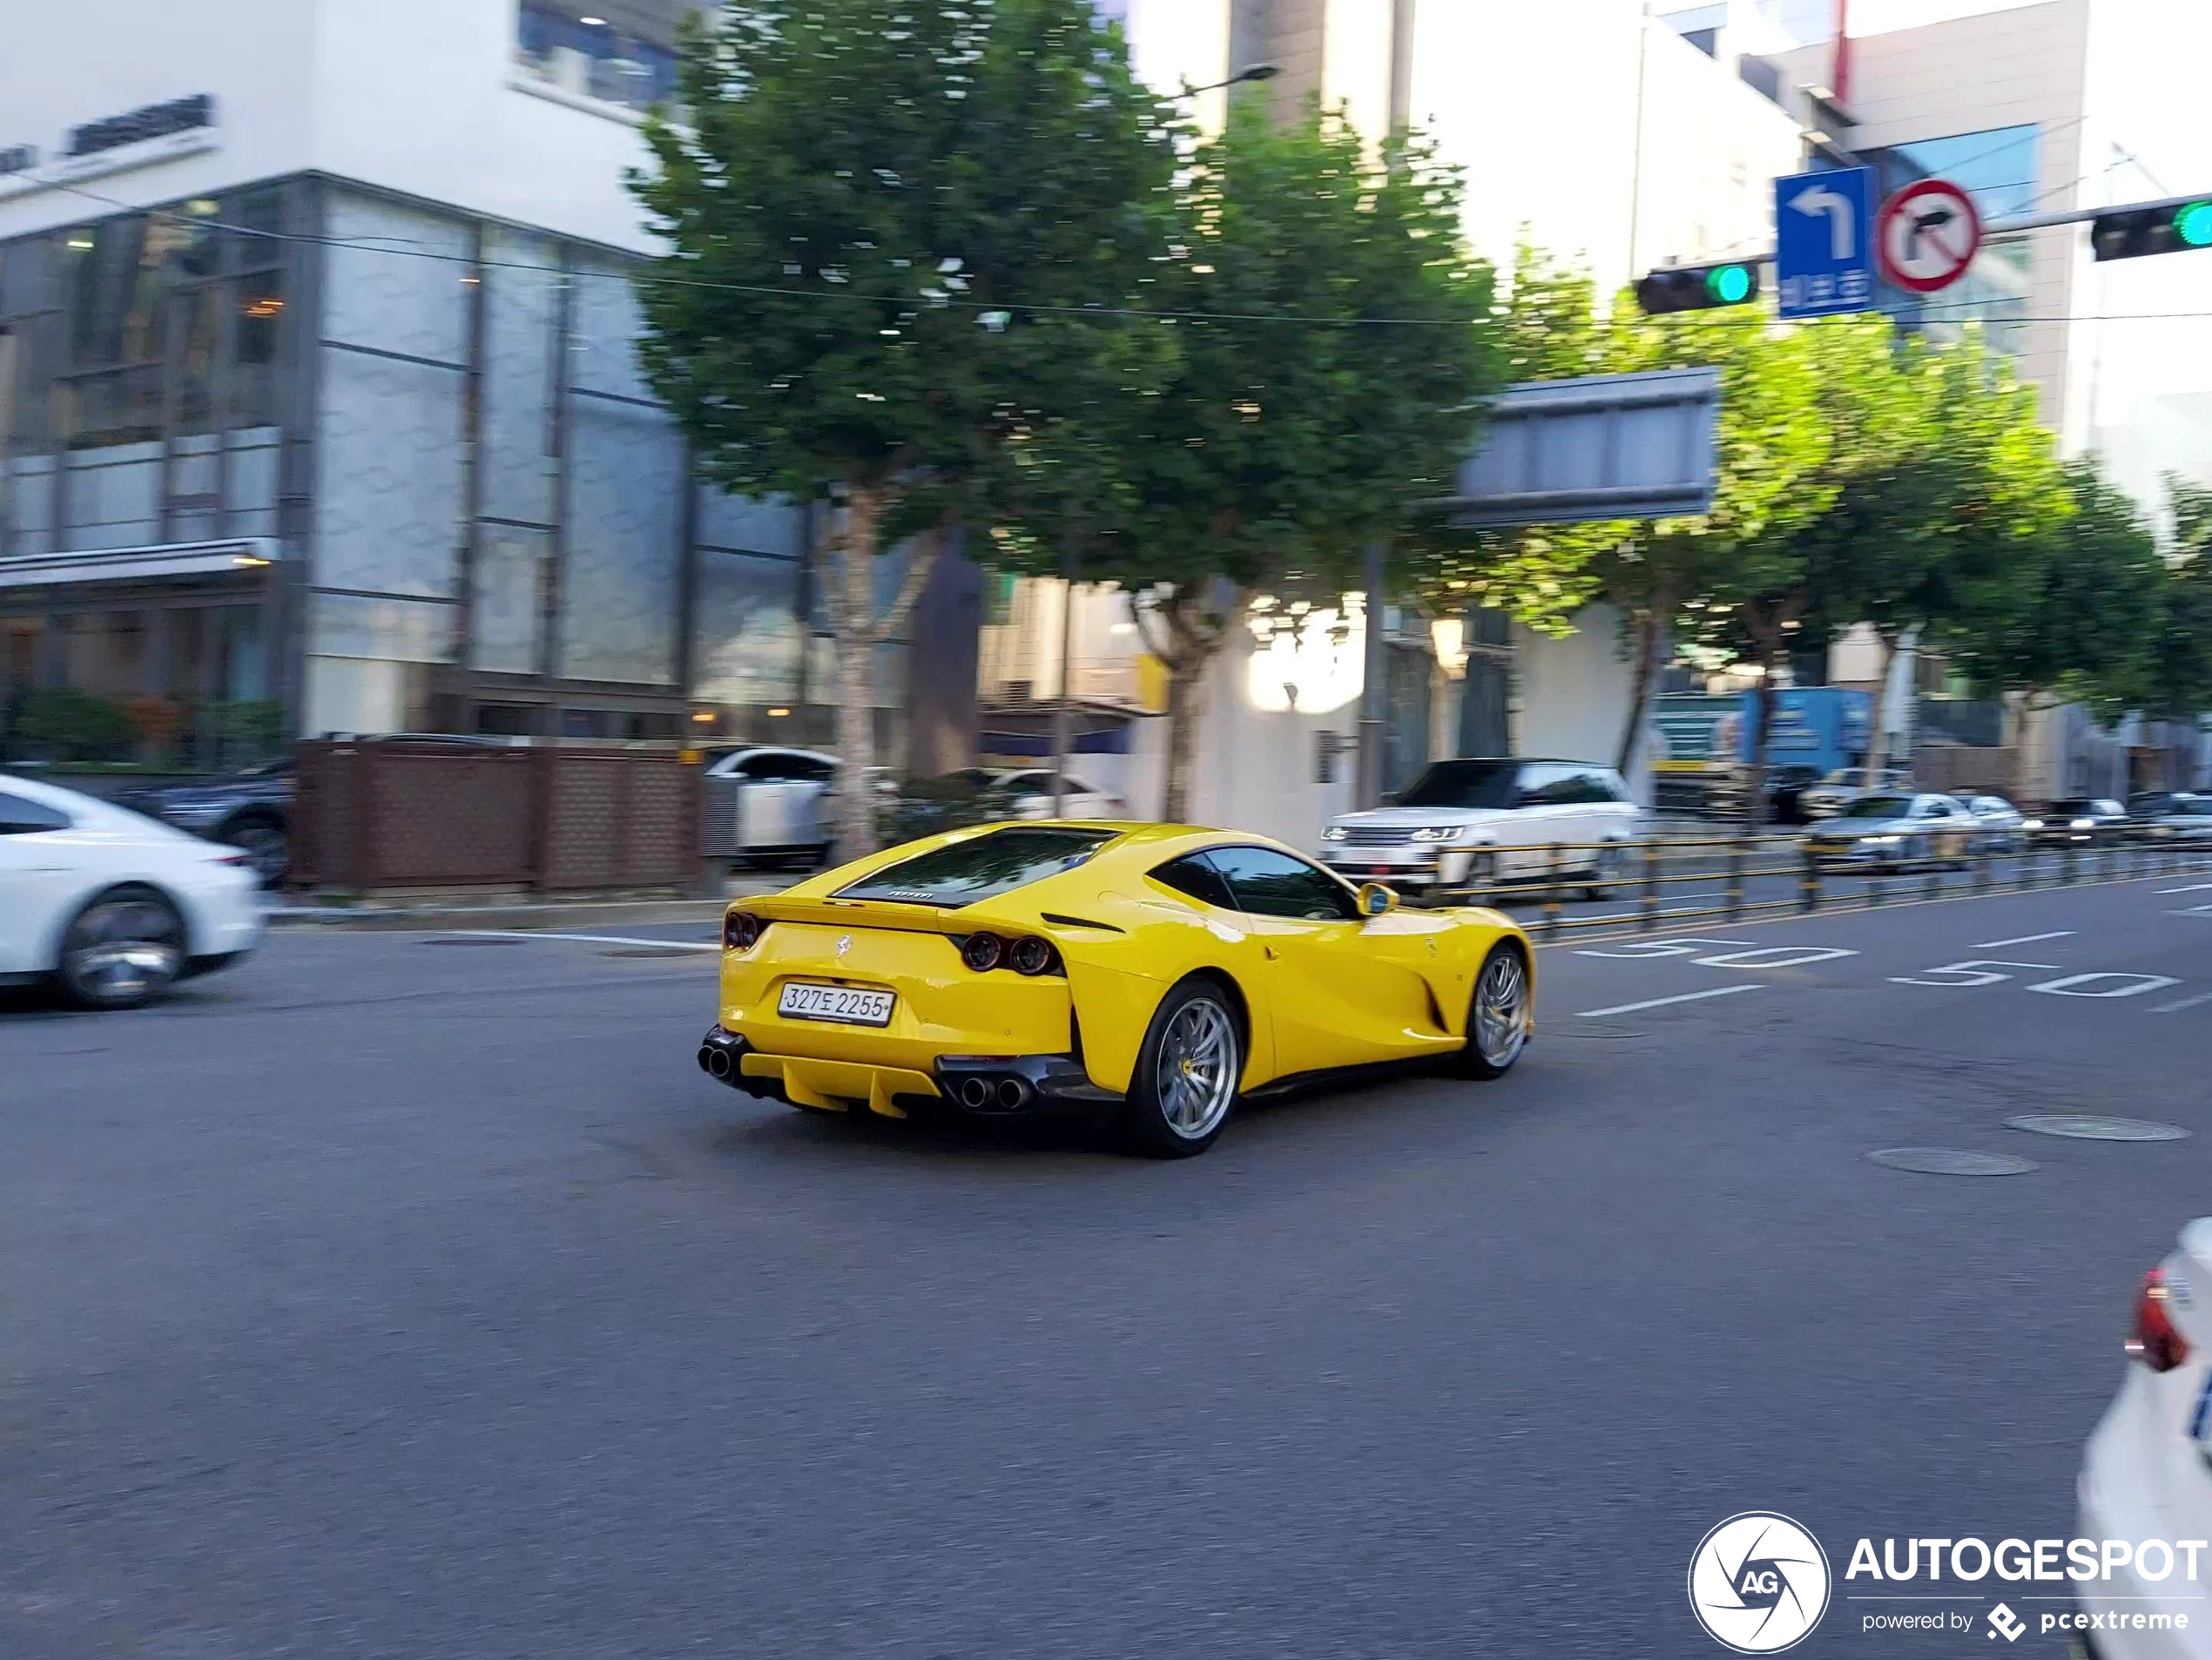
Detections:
711,821,1531,1112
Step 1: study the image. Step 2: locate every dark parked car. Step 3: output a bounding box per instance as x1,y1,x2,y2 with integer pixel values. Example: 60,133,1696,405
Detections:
2023,797,2129,846
2130,792,2212,846
122,757,294,884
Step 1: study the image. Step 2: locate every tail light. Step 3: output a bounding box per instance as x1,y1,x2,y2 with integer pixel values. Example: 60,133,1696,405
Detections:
725,911,765,951
215,851,253,867
1008,935,1061,976
960,933,1003,972
2127,1267,2190,1372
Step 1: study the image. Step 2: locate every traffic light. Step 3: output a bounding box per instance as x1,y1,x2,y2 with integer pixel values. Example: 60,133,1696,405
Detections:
1635,260,1761,314
2091,199,2212,262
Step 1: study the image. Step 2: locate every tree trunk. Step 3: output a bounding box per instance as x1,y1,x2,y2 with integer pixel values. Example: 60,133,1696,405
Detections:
829,487,886,860
1862,628,1898,786
1746,667,1777,834
1615,610,1658,776
1160,656,1203,824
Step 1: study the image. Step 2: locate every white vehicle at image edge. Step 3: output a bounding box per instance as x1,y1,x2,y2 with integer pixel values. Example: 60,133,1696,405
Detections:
2076,1217,2212,1660
0,774,264,1009
1318,758,1641,896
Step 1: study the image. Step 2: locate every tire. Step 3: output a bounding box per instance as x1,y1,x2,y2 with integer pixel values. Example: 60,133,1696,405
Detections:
1124,976,1244,1158
222,814,288,887
57,886,187,1010
1584,841,1627,902
1450,941,1530,1079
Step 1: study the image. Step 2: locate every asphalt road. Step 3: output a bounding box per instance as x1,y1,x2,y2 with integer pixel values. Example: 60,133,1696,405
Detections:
5,872,2210,1657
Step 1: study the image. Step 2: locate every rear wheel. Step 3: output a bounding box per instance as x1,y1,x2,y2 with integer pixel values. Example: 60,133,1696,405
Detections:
1450,942,1530,1079
57,887,186,1010
1584,841,1628,901
1124,977,1242,1158
223,814,288,887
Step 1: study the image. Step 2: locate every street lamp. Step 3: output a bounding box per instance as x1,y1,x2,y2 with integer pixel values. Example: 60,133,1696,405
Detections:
1181,64,1279,97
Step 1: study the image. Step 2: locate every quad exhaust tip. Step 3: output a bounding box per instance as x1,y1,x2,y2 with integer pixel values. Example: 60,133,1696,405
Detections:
953,1073,1035,1112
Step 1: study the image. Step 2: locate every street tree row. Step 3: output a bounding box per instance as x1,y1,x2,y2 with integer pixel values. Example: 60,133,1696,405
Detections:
629,0,2203,847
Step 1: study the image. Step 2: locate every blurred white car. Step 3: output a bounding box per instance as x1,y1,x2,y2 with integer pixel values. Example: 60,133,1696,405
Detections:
2075,1218,2212,1657
988,768,1128,820
1799,766,1913,821
1319,757,1641,897
0,773,264,1008
1962,793,2028,851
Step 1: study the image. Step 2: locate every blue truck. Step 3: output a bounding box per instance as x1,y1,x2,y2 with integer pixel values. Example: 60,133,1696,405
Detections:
1650,688,1874,813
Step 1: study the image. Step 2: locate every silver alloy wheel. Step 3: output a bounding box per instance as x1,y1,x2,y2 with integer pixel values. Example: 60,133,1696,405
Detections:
1474,950,1529,1070
1154,996,1238,1141
63,895,185,1006
231,822,287,885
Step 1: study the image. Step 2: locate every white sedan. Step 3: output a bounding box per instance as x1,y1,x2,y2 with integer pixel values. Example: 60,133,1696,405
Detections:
0,773,265,1009
2074,1218,2212,1657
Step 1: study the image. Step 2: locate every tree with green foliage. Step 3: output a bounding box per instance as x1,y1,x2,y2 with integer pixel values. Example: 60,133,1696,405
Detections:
629,0,1175,854
2140,476,2212,733
1942,459,2168,795
991,98,1500,820
1804,332,2067,782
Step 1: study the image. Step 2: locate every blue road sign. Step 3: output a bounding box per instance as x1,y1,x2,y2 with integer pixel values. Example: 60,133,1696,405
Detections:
1774,166,1877,319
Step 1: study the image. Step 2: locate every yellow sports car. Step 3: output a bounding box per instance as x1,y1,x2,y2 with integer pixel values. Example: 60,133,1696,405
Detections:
696,822,1533,1157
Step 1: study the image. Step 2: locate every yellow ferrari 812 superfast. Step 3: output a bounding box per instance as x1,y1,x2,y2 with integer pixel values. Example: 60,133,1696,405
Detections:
696,822,1533,1157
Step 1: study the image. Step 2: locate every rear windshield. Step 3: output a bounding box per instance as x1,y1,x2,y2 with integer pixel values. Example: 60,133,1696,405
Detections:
1844,794,1914,820
835,827,1116,907
1397,759,1517,810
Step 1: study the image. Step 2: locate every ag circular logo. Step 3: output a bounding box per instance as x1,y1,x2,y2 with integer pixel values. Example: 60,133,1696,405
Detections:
1688,1512,1831,1653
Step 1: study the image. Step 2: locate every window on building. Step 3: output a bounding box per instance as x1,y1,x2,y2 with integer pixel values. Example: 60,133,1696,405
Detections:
514,2,692,112
1875,125,2039,355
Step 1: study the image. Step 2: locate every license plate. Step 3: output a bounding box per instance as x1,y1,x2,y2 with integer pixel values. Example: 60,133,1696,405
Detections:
777,982,895,1026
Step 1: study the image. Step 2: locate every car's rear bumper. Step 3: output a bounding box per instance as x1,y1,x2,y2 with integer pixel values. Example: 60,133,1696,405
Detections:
698,1026,1121,1118
2070,1370,2211,1660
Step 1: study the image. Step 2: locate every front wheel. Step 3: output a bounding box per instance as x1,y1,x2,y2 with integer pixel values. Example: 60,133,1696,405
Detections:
57,887,186,1009
1451,942,1530,1079
1584,841,1628,901
1125,978,1243,1158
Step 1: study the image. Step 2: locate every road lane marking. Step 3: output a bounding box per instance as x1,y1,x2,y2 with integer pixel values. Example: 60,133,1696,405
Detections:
1575,985,1764,1019
2027,972,2180,1000
2158,883,2212,894
1973,930,2074,948
438,930,721,952
2154,989,2212,1015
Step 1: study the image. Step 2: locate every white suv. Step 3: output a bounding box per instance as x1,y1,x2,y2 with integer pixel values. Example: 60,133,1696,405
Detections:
1318,758,1642,897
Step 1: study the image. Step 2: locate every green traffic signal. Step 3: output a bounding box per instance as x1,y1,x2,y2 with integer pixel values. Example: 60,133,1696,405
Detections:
2176,200,2212,248
1706,265,1754,304
2093,199,2212,260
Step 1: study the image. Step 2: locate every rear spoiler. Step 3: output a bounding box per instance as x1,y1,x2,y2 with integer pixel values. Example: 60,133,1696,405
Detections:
740,894,972,936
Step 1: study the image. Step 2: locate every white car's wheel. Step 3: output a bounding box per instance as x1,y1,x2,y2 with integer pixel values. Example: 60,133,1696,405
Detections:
57,887,186,1010
1584,841,1628,901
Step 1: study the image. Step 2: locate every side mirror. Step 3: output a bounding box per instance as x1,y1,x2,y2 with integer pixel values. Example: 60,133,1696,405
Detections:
1355,881,1398,917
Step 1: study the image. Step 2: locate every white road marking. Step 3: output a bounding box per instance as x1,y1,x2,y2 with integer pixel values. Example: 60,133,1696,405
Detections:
2153,989,2212,1015
2158,882,2212,894
1575,985,1764,1019
2027,972,2181,1000
440,930,721,952
1973,930,2074,948
2171,905,2212,918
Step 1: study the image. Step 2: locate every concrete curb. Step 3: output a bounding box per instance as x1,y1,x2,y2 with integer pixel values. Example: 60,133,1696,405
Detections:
266,884,785,933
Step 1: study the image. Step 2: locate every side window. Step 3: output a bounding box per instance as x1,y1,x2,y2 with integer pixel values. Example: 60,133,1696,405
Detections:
1150,854,1238,912
1514,764,1569,806
1208,846,1361,922
0,791,71,833
1572,770,1615,805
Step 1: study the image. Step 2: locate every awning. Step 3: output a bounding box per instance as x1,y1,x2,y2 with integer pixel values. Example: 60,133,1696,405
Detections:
0,537,283,591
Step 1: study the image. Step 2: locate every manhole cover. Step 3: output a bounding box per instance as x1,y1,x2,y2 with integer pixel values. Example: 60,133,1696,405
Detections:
1866,1147,2040,1177
2006,1114,2190,1143
421,936,523,947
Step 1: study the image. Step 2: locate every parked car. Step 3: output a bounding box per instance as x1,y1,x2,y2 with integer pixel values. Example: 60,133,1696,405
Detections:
1798,766,1913,821
0,773,264,1008
1318,757,1641,899
1709,762,1823,824
2074,1218,2212,1657
701,746,840,870
985,768,1128,820
120,757,295,886
1958,793,2029,852
1802,792,1979,867
2023,796,2129,847
2131,791,2212,846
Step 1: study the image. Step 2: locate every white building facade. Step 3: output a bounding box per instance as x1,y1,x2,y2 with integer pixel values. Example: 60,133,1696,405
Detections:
0,1,887,765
